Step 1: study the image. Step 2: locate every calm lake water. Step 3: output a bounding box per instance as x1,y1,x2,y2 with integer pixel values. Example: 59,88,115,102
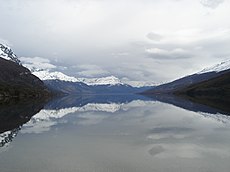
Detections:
0,95,230,172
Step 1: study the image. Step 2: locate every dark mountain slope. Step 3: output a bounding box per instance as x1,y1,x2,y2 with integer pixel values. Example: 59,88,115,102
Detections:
174,71,230,112
144,69,229,94
176,70,230,97
0,57,50,98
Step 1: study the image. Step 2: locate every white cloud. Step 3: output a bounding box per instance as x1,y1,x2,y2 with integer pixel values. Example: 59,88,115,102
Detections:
1,0,230,83
146,48,191,59
20,57,56,71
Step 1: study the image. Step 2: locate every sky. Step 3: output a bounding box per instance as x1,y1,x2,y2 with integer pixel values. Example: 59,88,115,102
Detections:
0,0,230,85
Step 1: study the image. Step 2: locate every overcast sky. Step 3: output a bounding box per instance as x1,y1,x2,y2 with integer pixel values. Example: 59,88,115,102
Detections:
0,0,230,85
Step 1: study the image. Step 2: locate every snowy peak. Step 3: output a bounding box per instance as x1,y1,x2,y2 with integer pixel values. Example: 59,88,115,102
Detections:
78,76,123,86
32,69,123,86
20,57,124,85
0,43,21,64
198,59,230,74
33,70,80,82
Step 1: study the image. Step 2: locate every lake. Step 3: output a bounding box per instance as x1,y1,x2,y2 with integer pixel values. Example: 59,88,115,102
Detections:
0,95,230,172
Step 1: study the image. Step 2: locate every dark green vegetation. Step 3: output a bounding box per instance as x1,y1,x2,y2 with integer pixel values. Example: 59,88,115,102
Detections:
175,71,230,97
143,69,230,113
175,72,230,112
0,57,50,98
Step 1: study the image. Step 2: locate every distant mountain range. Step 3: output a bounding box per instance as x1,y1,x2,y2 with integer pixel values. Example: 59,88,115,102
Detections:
143,59,230,111
0,44,50,98
21,57,153,94
33,70,124,86
44,79,152,95
144,59,230,95
1,43,229,103
0,43,153,97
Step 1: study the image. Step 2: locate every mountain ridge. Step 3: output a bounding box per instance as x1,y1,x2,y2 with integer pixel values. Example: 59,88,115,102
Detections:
143,59,230,94
0,43,21,64
0,44,50,98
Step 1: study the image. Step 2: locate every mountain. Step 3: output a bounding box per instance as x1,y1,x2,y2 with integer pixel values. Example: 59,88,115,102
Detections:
44,80,92,95
174,71,230,112
198,59,230,74
144,60,230,94
142,60,230,113
0,43,20,64
176,70,230,97
33,70,79,82
44,79,151,95
23,63,152,94
0,44,50,98
78,76,123,86
21,58,156,87
32,70,124,86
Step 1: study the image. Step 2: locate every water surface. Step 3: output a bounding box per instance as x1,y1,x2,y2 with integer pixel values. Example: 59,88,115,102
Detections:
0,95,230,172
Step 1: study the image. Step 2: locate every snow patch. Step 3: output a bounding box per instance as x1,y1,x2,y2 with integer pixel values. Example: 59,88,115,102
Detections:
33,70,80,82
78,76,123,86
0,43,21,64
198,59,230,74
32,69,123,86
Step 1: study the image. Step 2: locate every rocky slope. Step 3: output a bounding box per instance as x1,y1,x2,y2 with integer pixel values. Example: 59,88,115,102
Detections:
0,44,50,98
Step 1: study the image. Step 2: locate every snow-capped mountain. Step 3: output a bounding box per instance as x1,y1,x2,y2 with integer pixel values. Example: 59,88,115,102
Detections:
78,76,123,86
19,56,155,87
33,70,80,82
22,62,123,86
0,128,20,152
33,70,123,86
0,43,21,64
0,44,49,98
25,68,152,94
144,59,230,94
198,59,230,74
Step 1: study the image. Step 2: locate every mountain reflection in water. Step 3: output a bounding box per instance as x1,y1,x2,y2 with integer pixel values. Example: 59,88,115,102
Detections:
0,99,46,151
0,94,230,172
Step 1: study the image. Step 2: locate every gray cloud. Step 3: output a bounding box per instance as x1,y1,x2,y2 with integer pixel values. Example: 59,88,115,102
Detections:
148,146,165,156
145,47,192,60
0,38,11,46
75,65,110,77
146,32,163,42
200,0,225,9
0,0,230,84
